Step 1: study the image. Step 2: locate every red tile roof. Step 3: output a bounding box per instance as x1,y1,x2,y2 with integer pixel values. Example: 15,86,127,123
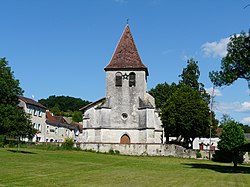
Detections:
18,96,46,109
104,24,148,75
46,111,83,130
46,111,57,122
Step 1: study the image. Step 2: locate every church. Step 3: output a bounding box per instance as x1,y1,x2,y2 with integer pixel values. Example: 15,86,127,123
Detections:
80,24,163,144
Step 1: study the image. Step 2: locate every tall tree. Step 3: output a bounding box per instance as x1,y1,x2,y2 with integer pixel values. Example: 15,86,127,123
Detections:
149,82,177,109
161,85,210,148
209,30,250,88
0,58,35,139
179,58,210,104
179,58,201,90
0,58,23,105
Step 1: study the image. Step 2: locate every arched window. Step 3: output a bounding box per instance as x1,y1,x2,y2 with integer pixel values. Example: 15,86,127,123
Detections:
115,72,122,87
129,72,136,87
120,134,131,144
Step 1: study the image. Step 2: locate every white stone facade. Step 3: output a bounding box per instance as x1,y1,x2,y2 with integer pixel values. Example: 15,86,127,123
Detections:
81,25,163,144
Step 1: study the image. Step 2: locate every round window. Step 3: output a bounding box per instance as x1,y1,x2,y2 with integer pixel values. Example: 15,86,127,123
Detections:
121,113,128,120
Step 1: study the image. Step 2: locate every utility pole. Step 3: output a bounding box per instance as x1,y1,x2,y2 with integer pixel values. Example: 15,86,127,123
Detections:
209,86,215,160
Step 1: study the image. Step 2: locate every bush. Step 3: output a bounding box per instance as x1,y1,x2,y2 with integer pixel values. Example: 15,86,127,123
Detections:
212,150,244,163
62,138,74,150
108,149,120,155
0,135,7,147
196,151,202,158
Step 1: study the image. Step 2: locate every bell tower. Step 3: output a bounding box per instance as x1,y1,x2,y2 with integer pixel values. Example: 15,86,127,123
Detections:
81,24,163,144
104,24,149,129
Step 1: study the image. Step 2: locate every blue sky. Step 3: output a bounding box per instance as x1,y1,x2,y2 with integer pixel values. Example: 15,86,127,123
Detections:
0,0,249,124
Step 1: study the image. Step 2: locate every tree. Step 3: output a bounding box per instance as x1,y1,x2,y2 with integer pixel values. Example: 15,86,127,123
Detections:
218,120,246,151
39,95,90,116
161,85,210,148
0,105,35,139
240,124,250,133
179,58,201,90
50,104,61,116
219,114,233,127
179,58,210,104
209,30,250,88
39,95,90,112
150,59,218,147
72,111,83,123
214,117,246,163
0,58,35,139
220,114,250,133
149,82,177,109
0,58,23,105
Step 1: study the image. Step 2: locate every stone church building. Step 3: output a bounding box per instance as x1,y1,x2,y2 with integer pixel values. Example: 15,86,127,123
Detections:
80,24,163,145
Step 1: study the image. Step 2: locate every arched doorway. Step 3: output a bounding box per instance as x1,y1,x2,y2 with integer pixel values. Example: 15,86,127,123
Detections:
120,134,130,144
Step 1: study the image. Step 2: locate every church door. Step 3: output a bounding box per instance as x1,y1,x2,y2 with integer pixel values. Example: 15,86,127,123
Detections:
120,134,130,144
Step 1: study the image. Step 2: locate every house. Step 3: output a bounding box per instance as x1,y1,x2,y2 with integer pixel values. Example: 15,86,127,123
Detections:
19,96,83,143
192,137,220,150
18,96,47,142
80,24,163,144
45,112,83,143
62,116,83,142
45,112,74,143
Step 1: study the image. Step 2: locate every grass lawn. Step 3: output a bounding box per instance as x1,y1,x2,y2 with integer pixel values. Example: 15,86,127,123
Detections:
0,148,250,187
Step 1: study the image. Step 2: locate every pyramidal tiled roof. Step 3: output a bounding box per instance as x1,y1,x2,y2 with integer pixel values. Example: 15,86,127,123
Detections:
104,24,148,75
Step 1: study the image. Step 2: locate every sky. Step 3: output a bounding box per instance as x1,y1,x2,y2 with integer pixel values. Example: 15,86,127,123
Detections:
0,0,249,125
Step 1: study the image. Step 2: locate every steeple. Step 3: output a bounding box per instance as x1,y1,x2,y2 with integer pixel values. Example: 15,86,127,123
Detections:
104,24,148,75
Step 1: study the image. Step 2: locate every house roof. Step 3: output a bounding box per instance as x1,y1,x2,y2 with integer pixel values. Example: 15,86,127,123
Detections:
46,111,57,122
104,24,148,76
18,96,46,109
138,97,154,109
70,121,83,131
46,111,83,130
79,97,106,112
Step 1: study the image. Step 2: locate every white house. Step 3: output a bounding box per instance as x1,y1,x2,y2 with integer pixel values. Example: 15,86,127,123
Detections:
192,137,220,150
18,96,47,142
18,96,83,143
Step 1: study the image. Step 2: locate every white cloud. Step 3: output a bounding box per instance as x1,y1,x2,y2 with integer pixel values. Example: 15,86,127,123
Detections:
206,87,222,97
236,101,250,112
201,37,230,58
241,117,250,125
215,101,250,113
215,102,238,112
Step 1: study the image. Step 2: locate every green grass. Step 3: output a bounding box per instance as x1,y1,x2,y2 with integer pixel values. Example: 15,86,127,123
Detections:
0,148,250,187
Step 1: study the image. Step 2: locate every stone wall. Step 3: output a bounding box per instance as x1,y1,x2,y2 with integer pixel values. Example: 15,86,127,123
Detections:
79,143,197,158
105,70,147,129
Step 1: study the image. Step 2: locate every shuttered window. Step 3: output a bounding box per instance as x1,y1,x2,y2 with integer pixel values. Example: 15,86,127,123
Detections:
115,72,122,87
129,72,136,87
